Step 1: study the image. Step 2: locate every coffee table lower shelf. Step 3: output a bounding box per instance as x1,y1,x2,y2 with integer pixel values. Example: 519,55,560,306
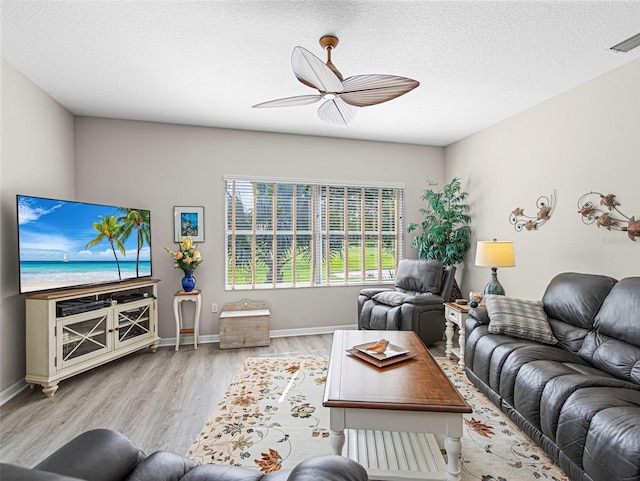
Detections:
343,429,449,481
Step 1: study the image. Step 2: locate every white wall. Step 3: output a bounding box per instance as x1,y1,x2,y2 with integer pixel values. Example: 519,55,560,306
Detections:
74,118,445,340
0,60,75,394
446,59,640,300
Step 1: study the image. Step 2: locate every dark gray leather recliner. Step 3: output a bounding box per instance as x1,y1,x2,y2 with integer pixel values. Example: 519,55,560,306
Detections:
357,259,456,346
0,429,369,481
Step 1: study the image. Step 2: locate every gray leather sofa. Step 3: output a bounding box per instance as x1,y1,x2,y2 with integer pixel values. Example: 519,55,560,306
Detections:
0,429,368,481
465,272,640,481
357,259,456,346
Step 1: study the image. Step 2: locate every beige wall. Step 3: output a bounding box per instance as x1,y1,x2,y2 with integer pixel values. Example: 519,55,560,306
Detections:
74,118,445,340
0,60,75,394
446,59,640,300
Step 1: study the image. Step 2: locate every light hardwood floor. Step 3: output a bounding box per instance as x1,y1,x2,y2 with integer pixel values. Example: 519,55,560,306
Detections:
0,333,447,468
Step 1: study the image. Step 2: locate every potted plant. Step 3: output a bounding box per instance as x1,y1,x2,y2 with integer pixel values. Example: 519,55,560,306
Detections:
407,177,471,301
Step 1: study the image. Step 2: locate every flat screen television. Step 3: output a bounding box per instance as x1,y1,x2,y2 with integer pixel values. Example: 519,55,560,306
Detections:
17,195,152,294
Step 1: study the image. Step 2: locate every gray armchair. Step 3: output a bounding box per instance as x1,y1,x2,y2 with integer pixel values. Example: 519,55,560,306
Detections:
357,259,456,346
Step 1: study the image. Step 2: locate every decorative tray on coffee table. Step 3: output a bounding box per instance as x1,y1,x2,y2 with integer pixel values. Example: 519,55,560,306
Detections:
347,341,417,368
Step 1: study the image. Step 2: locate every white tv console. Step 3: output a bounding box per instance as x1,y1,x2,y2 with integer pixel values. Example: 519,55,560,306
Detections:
24,278,160,397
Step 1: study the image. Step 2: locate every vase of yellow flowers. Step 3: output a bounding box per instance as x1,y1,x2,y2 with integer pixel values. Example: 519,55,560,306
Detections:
165,237,202,292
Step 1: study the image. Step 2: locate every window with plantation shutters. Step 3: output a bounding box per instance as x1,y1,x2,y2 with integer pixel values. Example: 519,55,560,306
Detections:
224,176,404,289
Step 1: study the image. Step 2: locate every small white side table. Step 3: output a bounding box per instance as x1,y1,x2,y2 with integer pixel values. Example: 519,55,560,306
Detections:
444,302,471,368
174,290,202,351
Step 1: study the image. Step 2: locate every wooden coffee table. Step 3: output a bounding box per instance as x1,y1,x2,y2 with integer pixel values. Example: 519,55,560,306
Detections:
323,330,472,481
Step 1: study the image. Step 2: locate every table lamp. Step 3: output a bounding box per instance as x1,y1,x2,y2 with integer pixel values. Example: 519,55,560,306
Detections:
475,239,515,295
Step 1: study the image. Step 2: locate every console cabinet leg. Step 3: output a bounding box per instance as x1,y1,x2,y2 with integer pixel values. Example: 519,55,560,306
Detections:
42,383,59,398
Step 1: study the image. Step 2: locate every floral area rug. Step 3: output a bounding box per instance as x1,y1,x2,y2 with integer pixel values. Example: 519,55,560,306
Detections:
187,355,569,480
187,356,329,473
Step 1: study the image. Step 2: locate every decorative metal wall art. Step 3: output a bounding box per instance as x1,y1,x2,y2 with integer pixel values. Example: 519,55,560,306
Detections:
577,191,640,242
509,190,555,231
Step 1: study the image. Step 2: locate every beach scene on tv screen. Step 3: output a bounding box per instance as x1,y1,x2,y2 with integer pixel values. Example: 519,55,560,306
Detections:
18,196,151,293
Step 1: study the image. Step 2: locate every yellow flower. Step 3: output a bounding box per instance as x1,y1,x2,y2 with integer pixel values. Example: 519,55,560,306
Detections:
165,236,202,271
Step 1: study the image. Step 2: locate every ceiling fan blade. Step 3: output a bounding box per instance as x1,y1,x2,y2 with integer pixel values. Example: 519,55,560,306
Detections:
252,94,322,108
292,46,344,93
339,75,419,107
317,97,357,126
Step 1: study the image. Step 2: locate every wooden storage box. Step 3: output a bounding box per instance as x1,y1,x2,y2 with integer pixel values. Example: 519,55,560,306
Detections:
219,300,270,349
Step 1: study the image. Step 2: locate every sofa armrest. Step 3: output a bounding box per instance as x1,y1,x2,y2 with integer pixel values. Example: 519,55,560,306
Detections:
359,287,392,299
1,464,85,481
184,463,290,481
469,307,490,325
124,451,198,481
35,429,144,481
403,294,444,307
284,455,368,481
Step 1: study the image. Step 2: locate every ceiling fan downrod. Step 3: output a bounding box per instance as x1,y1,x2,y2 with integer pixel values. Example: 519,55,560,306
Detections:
319,35,343,81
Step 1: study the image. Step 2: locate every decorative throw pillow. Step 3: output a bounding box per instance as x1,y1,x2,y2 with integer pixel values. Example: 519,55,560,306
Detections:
486,295,558,345
373,291,409,307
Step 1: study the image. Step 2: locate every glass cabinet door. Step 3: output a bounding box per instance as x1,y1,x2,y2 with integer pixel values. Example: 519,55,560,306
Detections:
57,312,110,369
115,301,154,348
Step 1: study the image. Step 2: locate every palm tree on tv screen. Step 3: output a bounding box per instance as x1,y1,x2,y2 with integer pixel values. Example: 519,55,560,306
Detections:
86,215,126,280
118,208,150,277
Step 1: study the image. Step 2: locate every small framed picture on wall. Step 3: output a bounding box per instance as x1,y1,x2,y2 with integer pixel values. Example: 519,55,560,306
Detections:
174,206,205,242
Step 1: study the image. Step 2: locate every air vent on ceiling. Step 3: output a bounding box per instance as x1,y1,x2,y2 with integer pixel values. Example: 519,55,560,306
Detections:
610,32,640,53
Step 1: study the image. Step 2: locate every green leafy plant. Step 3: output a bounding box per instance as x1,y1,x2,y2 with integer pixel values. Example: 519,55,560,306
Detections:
408,178,471,298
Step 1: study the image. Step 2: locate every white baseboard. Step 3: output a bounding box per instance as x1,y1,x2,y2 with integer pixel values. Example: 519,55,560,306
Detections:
2,325,357,405
0,378,29,406
160,323,356,347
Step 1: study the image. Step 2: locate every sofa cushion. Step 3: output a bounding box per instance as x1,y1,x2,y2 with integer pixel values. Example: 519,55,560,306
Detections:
577,332,640,384
395,259,443,294
593,277,640,345
542,272,617,330
582,403,640,481
558,277,640,383
486,295,558,345
1,464,85,481
35,429,144,481
123,451,197,481
373,291,408,306
547,318,590,354
360,300,401,330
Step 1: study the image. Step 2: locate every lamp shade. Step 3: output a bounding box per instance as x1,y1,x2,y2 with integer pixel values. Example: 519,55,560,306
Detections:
475,240,515,267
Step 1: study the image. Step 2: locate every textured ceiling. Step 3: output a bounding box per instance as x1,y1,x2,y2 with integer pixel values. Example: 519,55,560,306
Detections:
2,1,640,146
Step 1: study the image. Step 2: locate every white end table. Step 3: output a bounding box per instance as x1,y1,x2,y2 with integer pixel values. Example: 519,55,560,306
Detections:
444,302,471,368
174,290,202,351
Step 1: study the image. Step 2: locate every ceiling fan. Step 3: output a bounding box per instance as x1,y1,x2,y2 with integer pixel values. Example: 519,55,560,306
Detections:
252,35,420,126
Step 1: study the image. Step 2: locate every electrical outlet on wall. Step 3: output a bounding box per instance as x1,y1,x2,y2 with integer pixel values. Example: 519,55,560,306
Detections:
211,303,218,313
